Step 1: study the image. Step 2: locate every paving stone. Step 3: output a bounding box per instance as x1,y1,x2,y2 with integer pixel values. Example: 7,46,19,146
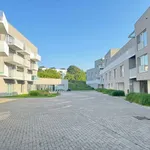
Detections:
0,91,150,150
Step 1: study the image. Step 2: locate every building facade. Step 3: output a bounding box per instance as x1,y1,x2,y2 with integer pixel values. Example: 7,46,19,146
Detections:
34,78,68,91
86,7,150,94
0,11,41,96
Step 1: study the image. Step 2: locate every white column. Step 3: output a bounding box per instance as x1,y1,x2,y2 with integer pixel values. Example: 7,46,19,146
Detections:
147,80,150,94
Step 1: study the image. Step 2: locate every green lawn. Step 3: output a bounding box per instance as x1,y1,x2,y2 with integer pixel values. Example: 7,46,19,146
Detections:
2,92,59,98
69,80,94,90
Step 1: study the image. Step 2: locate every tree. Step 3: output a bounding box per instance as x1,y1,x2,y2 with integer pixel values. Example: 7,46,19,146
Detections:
65,65,86,81
67,65,81,74
64,73,75,81
38,69,61,79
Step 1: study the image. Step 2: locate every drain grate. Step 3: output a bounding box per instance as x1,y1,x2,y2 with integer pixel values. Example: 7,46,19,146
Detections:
134,116,150,120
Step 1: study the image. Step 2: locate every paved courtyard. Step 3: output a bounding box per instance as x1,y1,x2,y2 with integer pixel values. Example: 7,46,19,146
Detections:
0,91,150,150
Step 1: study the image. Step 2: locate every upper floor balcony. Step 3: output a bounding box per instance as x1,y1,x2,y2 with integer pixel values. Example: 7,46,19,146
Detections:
4,53,24,66
24,59,30,68
30,53,41,61
129,67,137,79
0,64,8,77
86,79,101,85
30,63,38,71
0,11,8,34
0,40,9,56
19,44,31,55
7,35,24,51
24,74,32,81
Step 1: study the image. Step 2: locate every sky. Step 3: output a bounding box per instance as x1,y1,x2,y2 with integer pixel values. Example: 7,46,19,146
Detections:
1,0,150,70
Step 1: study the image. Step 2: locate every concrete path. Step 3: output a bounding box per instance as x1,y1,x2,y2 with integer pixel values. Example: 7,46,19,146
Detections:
0,91,150,150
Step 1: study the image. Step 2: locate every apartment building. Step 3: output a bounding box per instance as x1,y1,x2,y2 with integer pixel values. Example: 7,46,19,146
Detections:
86,7,150,94
86,58,105,89
0,11,41,96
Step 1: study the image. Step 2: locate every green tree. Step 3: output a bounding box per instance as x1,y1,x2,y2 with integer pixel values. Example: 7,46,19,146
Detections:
67,65,81,74
38,69,61,79
65,65,86,81
64,73,75,81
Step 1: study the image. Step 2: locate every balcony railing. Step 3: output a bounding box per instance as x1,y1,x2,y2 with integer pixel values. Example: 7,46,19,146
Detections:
15,71,24,80
30,53,41,61
0,41,9,56
7,35,24,50
24,74,32,81
20,44,31,55
0,64,8,77
30,63,38,71
129,68,137,78
0,11,8,34
4,54,24,66
24,59,30,68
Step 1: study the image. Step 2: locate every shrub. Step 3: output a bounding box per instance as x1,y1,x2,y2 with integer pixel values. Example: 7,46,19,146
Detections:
29,90,40,96
96,88,124,96
111,90,125,96
126,93,150,106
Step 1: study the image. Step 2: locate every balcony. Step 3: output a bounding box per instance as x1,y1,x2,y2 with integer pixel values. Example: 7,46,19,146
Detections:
7,35,24,51
24,59,30,68
15,71,24,80
0,11,8,34
4,70,24,80
129,68,137,79
19,45,31,55
30,63,38,71
24,74,32,81
32,75,38,81
0,41,9,56
4,54,24,66
30,53,41,61
0,64,8,77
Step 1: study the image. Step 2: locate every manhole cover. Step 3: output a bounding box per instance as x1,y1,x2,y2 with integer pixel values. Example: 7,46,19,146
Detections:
134,116,150,120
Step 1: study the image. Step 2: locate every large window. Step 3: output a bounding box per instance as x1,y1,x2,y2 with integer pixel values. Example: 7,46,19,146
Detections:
138,54,148,73
105,73,107,81
114,69,117,79
137,29,147,50
109,71,111,80
120,65,124,77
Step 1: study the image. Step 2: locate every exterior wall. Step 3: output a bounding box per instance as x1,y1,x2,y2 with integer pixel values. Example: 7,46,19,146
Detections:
8,23,38,53
34,78,68,91
135,7,150,81
86,7,150,94
0,11,41,96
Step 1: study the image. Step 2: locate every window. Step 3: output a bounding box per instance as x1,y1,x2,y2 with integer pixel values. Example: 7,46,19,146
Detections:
120,65,124,77
105,73,107,81
114,69,117,79
109,71,111,80
137,29,147,50
138,54,148,73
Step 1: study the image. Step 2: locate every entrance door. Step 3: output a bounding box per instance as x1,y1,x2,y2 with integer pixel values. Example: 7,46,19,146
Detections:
7,84,14,96
140,81,148,93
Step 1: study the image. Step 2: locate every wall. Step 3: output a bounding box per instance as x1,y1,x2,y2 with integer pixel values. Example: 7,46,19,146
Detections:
34,78,68,91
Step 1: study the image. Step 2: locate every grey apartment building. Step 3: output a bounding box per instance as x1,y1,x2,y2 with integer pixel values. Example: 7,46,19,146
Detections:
86,7,150,94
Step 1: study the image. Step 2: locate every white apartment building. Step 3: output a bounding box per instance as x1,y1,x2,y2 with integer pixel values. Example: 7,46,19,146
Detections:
86,7,150,94
0,11,41,96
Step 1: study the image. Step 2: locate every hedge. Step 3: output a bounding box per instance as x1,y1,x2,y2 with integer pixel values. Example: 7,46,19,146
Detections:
96,88,125,96
126,93,150,106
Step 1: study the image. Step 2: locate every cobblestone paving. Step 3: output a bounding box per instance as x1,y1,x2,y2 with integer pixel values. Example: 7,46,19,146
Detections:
0,91,150,150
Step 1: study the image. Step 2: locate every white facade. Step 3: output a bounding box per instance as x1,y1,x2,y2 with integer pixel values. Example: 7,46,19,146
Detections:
86,7,150,94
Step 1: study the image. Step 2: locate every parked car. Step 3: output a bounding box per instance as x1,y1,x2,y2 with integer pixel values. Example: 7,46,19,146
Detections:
67,88,71,91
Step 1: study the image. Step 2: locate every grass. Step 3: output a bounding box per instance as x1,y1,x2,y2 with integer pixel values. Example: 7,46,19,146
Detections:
96,88,125,96
2,90,59,98
126,93,150,106
69,80,94,91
